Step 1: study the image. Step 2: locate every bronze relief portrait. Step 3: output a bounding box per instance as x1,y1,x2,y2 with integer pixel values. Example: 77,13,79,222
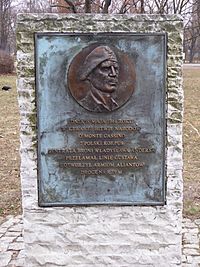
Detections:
68,44,136,112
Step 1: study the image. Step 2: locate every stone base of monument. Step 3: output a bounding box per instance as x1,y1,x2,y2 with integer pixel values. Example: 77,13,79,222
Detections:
17,14,183,266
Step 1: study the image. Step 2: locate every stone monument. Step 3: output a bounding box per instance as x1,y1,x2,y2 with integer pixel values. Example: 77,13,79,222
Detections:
17,14,183,266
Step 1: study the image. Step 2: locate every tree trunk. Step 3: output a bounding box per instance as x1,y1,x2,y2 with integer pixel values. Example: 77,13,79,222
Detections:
141,0,145,13
85,0,91,13
0,0,11,51
189,49,194,63
103,0,112,13
63,0,77,13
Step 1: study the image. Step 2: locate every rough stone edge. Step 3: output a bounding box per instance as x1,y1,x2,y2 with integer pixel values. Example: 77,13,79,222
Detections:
16,14,184,266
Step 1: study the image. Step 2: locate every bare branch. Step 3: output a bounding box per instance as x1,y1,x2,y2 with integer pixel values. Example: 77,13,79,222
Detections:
50,4,71,10
119,0,128,14
179,0,191,13
154,0,162,12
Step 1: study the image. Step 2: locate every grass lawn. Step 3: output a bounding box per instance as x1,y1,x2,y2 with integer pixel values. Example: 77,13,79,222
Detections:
0,68,199,218
0,75,21,217
183,67,200,218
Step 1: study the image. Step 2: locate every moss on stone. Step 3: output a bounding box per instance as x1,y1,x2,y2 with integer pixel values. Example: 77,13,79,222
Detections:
28,113,36,128
168,101,183,111
168,112,183,123
21,130,30,136
31,135,38,149
23,68,35,77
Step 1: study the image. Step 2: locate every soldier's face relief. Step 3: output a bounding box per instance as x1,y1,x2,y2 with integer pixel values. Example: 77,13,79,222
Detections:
88,60,119,94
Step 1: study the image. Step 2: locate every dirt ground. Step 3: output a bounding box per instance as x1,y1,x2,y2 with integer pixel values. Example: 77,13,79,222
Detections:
0,67,199,218
0,75,21,216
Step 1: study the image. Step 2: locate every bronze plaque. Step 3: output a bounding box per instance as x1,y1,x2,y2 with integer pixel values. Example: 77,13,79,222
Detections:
68,44,135,112
35,33,166,206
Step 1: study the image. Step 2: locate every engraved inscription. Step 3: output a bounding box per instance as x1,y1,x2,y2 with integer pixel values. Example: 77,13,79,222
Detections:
47,119,155,176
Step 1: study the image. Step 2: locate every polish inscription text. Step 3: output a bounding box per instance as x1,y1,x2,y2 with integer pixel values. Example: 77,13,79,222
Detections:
48,119,155,176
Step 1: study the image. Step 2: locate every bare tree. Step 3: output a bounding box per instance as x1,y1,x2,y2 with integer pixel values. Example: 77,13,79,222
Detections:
0,0,51,53
1,0,199,63
184,0,200,62
85,0,91,13
51,0,141,14
102,0,112,13
0,0,12,51
50,0,200,62
143,0,194,14
51,0,196,16
19,0,52,13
